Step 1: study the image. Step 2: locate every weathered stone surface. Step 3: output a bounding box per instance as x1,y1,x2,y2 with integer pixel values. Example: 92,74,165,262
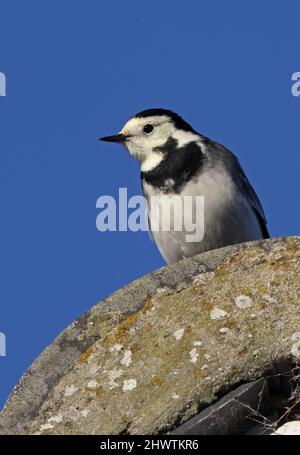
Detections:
0,236,299,435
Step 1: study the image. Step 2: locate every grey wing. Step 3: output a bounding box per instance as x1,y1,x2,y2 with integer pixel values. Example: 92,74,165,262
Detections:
207,139,269,239
236,166,269,239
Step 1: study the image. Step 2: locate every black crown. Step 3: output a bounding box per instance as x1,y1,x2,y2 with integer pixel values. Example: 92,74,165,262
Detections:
134,108,196,133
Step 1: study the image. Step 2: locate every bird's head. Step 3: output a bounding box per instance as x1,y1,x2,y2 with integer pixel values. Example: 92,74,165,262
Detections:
100,109,200,171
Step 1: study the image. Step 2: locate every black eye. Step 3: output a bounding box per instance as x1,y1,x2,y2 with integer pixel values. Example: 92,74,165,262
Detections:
143,124,154,134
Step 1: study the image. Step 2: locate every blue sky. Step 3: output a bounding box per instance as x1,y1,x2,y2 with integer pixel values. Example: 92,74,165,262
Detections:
0,1,299,408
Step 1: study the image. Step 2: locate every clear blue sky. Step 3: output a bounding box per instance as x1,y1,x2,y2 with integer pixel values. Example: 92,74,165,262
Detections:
0,1,299,408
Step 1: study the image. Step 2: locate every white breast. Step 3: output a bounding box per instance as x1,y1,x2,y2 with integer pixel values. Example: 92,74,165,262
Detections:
143,164,263,264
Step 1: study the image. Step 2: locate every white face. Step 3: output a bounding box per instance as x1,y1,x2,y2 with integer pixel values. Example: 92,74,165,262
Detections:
119,115,175,162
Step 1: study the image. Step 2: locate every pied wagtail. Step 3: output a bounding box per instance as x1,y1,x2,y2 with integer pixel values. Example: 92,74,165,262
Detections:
100,108,269,264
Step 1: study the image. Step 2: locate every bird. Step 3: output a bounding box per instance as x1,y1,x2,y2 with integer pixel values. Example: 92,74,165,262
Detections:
100,108,269,264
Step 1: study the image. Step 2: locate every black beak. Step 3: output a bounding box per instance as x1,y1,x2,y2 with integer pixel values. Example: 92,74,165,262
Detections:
99,133,128,143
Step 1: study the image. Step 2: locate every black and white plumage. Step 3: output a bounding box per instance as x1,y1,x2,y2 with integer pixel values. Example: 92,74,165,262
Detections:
100,108,269,264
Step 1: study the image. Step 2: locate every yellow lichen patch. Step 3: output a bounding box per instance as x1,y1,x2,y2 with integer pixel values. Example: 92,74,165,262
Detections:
141,297,153,314
192,367,208,378
213,271,226,283
268,255,295,270
84,313,123,340
219,319,237,330
107,312,139,342
131,343,141,354
79,346,94,364
83,386,103,398
151,377,163,386
95,387,103,398
254,283,267,294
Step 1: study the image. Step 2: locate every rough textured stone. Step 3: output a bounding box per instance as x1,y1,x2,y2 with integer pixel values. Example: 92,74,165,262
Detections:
0,236,299,435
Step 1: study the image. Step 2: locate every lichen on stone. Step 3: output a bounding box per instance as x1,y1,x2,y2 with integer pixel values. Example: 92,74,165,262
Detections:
1,237,299,436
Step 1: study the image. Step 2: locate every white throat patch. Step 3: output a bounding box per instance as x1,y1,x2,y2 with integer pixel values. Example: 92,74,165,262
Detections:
140,151,163,172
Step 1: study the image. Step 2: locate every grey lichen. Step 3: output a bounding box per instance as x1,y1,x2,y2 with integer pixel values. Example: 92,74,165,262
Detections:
1,236,300,435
